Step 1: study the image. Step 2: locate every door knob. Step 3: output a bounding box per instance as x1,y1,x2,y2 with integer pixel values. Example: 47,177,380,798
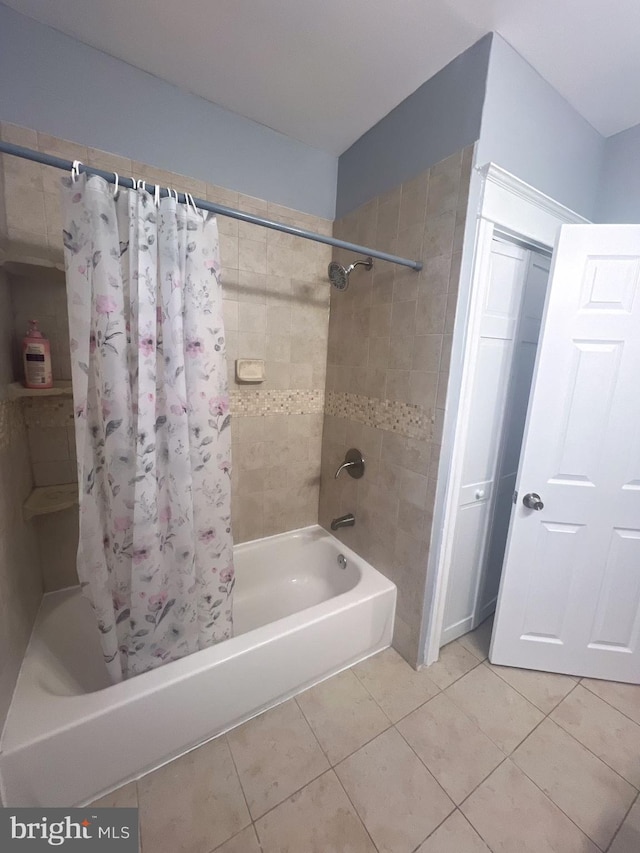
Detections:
523,492,544,511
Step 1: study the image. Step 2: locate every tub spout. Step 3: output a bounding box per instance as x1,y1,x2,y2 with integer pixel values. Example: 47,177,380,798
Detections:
331,513,355,531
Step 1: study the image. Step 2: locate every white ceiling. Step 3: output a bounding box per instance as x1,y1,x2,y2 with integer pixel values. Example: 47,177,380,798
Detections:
5,0,640,152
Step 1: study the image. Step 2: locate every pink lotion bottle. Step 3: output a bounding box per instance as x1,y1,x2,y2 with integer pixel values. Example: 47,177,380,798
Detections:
22,319,53,389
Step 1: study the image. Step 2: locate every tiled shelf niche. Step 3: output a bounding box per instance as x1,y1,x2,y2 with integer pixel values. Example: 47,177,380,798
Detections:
0,247,65,274
23,482,78,521
8,380,72,399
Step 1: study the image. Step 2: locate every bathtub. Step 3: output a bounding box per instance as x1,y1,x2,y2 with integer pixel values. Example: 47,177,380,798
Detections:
0,525,396,807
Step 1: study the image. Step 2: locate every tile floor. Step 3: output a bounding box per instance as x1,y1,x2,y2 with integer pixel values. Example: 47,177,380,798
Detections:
91,618,640,853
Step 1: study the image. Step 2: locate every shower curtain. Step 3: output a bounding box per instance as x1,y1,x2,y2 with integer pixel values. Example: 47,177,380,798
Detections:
60,174,234,683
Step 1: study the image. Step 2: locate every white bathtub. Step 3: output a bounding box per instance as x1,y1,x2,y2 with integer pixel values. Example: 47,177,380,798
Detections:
0,525,395,807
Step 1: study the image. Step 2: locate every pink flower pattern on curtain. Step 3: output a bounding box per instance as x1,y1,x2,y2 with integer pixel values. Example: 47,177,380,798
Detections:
60,174,234,683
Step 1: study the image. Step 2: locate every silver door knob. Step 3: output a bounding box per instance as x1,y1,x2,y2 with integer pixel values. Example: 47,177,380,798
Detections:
523,492,544,511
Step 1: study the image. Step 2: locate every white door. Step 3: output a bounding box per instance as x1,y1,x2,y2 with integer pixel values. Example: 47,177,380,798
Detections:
441,241,549,644
478,250,550,620
491,224,640,683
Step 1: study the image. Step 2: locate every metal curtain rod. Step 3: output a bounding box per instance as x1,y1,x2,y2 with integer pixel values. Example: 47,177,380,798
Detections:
0,141,423,272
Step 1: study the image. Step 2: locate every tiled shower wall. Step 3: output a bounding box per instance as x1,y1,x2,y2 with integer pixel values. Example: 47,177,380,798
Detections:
319,146,474,667
0,122,331,590
0,269,42,732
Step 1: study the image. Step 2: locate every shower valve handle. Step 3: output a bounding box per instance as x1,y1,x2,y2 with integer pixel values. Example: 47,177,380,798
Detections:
334,448,365,479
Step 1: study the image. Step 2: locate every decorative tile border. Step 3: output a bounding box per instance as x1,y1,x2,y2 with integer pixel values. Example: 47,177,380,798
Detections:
22,389,425,436
0,399,25,451
230,389,324,416
325,390,431,440
22,388,326,428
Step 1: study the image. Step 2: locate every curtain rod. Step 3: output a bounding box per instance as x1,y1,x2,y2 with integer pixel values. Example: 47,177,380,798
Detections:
0,141,423,272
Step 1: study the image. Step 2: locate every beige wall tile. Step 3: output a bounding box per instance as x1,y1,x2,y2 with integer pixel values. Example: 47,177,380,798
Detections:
415,292,447,335
393,265,420,302
206,184,240,207
371,266,395,304
399,185,428,232
420,254,452,295
238,237,267,274
427,169,460,217
0,397,43,732
37,507,79,591
424,211,456,259
3,148,43,191
4,176,47,236
87,149,133,175
33,459,76,487
28,426,69,463
1,122,38,146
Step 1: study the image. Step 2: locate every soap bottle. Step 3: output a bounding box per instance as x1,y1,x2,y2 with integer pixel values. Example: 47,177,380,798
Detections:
22,319,53,389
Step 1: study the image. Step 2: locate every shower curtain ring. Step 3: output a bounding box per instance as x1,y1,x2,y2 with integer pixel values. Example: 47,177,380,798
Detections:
154,182,160,207
187,192,204,220
71,160,83,182
113,172,120,199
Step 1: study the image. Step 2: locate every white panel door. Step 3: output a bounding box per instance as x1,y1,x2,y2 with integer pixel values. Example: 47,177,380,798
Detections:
441,241,530,644
491,225,640,683
479,250,550,620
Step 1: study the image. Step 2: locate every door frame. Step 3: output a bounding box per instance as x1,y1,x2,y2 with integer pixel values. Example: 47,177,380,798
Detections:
421,163,588,666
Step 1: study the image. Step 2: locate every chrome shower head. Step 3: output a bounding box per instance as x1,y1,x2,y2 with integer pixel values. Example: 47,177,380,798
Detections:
327,256,373,291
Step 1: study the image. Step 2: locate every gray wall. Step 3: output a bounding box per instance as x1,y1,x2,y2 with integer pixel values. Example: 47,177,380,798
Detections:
477,34,605,220
597,122,640,223
335,35,492,218
0,4,337,219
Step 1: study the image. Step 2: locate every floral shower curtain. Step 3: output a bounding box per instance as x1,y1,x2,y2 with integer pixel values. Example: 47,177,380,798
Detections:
60,174,234,683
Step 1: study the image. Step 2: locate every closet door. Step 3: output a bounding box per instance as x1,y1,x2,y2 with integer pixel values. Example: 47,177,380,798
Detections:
478,251,550,620
440,240,530,645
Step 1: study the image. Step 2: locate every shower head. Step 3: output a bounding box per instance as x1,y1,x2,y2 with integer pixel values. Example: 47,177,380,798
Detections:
327,256,373,291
